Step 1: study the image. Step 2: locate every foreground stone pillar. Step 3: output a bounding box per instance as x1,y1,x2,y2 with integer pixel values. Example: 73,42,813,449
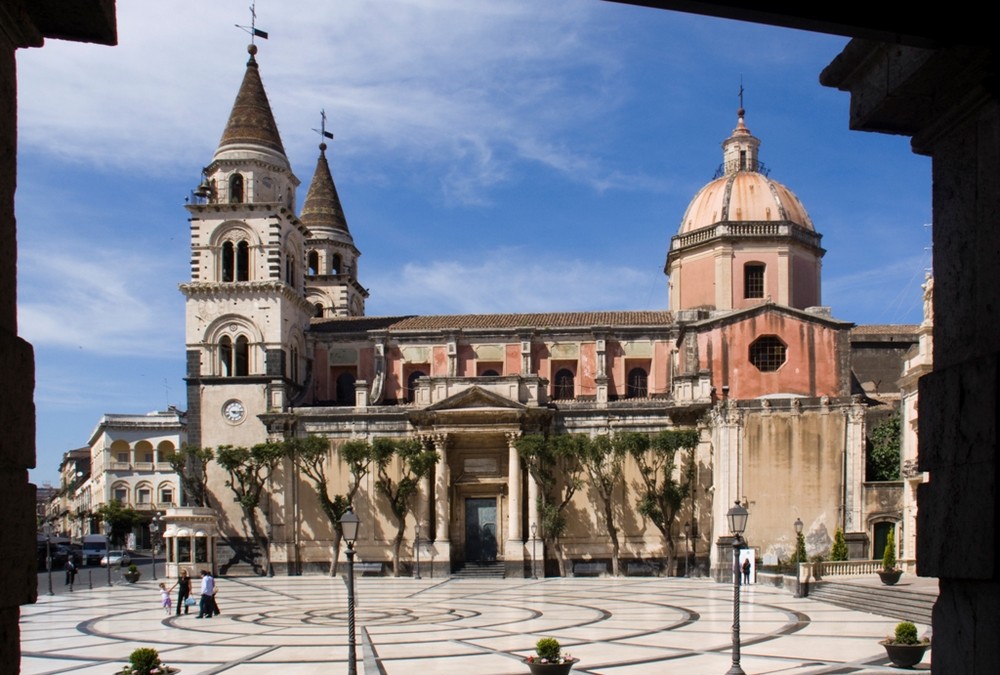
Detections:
504,432,524,577
432,434,451,576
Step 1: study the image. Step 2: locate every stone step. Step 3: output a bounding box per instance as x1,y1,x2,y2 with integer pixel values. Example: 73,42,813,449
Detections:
807,581,935,625
452,562,505,579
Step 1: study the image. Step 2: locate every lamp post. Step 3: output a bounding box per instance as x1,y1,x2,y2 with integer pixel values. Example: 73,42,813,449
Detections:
414,521,421,580
150,512,161,581
340,507,360,675
793,517,803,561
684,521,691,578
44,522,54,596
726,501,749,675
105,522,112,587
530,522,538,580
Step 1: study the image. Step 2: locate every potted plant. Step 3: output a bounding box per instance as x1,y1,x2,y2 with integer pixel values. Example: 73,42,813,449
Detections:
524,637,578,675
881,621,930,668
877,527,902,585
120,647,174,674
123,564,141,583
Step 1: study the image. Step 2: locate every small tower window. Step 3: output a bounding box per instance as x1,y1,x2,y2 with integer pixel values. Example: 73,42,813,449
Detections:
229,174,244,203
236,240,249,281
307,251,319,275
749,335,786,372
739,149,747,170
553,369,575,400
626,367,648,398
221,242,234,282
331,253,342,275
744,263,765,299
234,335,249,376
219,335,233,375
314,303,324,318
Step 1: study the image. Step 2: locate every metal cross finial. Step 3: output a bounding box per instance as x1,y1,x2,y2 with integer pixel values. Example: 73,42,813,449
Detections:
236,2,269,42
313,109,335,146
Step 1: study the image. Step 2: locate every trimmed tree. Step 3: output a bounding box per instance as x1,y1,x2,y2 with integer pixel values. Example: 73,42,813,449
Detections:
830,527,848,561
578,434,627,576
628,429,699,576
168,445,214,507
882,526,897,571
516,433,586,577
792,530,808,565
94,500,141,549
288,435,372,575
215,441,287,575
369,437,439,577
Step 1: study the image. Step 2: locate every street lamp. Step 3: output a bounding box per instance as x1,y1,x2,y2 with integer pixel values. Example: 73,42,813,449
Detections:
104,521,112,587
726,500,749,675
43,521,54,596
340,507,360,675
150,512,161,581
530,522,538,580
413,520,421,580
684,521,691,577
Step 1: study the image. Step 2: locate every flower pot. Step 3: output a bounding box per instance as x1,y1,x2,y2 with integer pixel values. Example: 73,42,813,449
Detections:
525,658,579,675
881,640,929,668
878,569,903,585
123,572,140,584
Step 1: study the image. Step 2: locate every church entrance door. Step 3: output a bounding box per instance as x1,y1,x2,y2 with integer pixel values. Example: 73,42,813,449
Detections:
464,498,498,564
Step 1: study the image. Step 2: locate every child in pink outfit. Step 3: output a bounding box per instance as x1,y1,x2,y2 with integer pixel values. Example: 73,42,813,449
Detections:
159,583,172,615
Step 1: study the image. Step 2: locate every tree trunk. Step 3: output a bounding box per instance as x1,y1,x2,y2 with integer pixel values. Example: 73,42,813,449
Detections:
603,499,620,576
392,519,405,577
553,538,567,577
330,532,342,576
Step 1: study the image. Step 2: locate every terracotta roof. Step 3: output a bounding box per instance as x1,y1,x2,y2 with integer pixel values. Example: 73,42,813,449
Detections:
311,311,675,334
217,45,286,155
300,145,349,233
851,324,919,336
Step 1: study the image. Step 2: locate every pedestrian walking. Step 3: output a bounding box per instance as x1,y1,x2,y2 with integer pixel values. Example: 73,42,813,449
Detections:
64,558,77,590
159,583,172,615
196,570,215,618
742,557,752,584
170,569,191,615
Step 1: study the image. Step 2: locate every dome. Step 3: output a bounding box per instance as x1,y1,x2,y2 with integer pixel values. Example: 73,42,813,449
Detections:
677,111,813,234
679,172,813,234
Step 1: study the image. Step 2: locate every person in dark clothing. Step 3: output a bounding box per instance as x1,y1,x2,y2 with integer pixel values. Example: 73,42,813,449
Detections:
65,558,77,589
170,569,192,615
742,557,752,584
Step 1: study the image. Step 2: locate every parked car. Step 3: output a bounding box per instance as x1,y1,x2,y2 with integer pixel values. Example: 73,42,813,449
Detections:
99,550,130,567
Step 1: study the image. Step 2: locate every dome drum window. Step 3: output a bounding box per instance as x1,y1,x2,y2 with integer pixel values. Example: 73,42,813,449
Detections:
749,335,787,372
744,263,765,299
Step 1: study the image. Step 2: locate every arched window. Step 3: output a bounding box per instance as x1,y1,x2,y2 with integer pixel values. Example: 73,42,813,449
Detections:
314,303,324,318
285,254,295,287
406,370,426,403
220,335,250,376
236,240,249,281
553,369,575,400
744,263,765,299
235,335,249,376
331,253,342,275
627,367,648,398
219,335,233,376
289,346,299,383
336,373,356,405
481,369,500,377
221,241,234,282
229,173,244,203
307,250,319,275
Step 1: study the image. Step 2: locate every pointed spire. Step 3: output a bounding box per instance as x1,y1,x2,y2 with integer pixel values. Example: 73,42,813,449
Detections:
300,142,349,234
722,102,760,175
217,44,286,157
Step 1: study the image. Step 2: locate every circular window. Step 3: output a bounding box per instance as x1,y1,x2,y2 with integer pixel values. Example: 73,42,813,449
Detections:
749,336,787,372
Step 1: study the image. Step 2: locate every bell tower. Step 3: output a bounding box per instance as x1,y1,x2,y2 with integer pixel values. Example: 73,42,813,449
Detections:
181,44,312,448
300,117,368,318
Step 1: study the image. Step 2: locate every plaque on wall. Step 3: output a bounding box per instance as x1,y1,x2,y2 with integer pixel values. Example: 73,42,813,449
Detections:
465,458,498,474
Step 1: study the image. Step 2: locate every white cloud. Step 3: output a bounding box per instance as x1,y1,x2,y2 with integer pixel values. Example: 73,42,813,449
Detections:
366,248,662,315
18,244,183,358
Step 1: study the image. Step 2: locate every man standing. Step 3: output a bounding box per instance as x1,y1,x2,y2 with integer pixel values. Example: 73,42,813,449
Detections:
196,570,215,619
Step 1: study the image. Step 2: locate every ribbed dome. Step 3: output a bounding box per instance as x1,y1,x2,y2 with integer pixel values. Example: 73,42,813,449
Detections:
677,111,813,234
679,172,813,234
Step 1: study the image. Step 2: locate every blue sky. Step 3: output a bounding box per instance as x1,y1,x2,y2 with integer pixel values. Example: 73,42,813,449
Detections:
16,1,931,486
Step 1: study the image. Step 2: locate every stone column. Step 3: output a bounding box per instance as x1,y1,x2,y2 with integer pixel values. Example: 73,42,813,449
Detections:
504,432,524,576
842,402,866,533
432,434,451,576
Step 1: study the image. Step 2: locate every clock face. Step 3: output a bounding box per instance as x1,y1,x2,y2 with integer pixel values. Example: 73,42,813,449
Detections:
223,400,245,423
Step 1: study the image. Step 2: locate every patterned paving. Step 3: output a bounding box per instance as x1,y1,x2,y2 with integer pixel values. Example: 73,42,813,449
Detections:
19,576,930,674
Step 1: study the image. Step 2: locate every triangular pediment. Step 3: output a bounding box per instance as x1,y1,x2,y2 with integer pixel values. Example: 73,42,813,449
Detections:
423,385,526,412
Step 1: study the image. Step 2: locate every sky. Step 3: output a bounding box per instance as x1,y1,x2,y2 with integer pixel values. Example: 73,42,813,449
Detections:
16,0,931,486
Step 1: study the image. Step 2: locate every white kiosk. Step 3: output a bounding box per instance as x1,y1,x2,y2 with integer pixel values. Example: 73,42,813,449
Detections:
162,507,218,578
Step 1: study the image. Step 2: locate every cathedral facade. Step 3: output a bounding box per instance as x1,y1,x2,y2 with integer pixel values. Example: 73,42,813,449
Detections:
183,45,910,577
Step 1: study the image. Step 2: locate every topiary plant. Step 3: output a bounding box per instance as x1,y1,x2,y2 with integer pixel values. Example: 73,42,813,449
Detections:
830,527,848,561
882,527,897,571
535,637,561,662
893,621,919,645
122,647,164,675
